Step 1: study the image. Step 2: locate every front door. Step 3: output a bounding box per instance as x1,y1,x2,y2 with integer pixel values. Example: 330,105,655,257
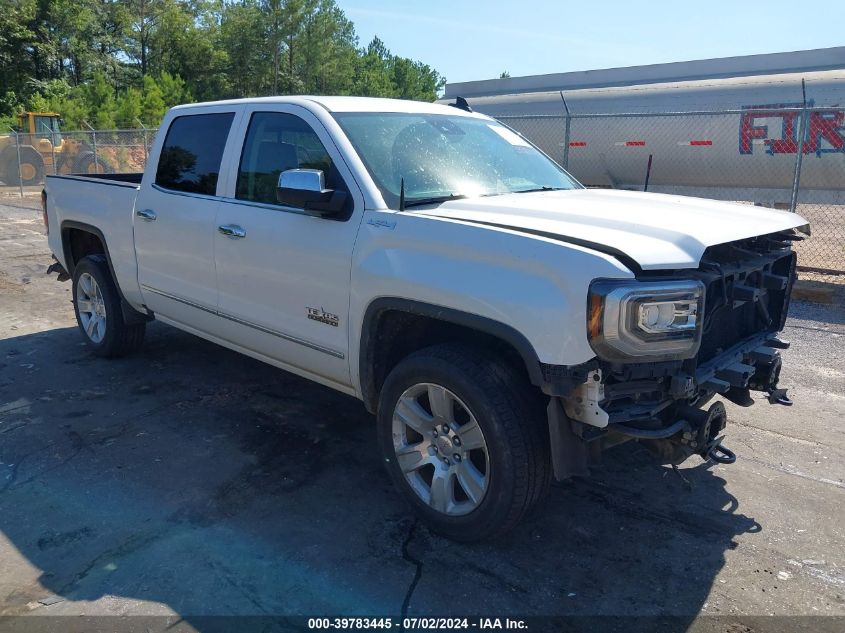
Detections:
213,106,364,390
135,109,238,329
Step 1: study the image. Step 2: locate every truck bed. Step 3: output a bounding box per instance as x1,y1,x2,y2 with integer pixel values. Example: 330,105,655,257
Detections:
45,172,146,311
51,172,144,185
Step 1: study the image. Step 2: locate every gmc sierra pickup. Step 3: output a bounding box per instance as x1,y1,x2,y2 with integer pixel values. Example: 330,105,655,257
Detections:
43,96,809,540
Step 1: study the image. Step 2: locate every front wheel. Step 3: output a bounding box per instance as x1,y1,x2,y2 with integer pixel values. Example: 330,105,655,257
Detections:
377,344,551,541
72,255,145,357
4,146,45,186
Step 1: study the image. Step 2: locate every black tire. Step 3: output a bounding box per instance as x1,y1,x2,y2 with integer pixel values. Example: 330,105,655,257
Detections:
4,146,44,186
72,255,145,357
74,152,113,175
377,344,551,541
0,154,15,185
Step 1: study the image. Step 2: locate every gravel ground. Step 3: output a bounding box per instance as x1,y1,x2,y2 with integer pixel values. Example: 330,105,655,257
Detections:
790,203,845,273
0,200,843,630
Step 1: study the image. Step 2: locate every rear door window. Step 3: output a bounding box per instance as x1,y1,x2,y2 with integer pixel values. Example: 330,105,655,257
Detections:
155,112,235,196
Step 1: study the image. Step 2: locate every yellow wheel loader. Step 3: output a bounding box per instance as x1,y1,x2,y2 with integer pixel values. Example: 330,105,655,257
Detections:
1,112,113,186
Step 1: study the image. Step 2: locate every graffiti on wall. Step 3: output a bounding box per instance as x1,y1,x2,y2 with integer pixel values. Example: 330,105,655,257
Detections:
740,104,844,156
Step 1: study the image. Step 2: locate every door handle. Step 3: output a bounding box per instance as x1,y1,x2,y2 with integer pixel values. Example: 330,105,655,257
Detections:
136,208,157,221
218,224,246,239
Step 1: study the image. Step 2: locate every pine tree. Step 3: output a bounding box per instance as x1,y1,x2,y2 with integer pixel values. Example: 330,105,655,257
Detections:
1,0,446,130
158,71,190,108
84,72,117,129
140,75,166,126
115,88,142,128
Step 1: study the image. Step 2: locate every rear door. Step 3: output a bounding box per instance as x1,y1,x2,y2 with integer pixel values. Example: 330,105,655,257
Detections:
135,108,239,329
213,105,365,390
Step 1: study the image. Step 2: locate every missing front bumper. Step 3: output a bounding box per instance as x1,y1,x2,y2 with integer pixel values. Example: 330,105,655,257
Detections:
547,333,792,479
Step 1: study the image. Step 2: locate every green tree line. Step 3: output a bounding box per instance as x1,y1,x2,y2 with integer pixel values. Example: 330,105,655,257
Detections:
0,0,445,130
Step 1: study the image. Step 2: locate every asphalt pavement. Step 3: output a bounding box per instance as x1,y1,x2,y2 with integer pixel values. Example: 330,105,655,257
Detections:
0,200,843,630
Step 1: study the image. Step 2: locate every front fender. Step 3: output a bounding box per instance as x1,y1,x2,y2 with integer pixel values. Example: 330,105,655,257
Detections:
349,210,635,397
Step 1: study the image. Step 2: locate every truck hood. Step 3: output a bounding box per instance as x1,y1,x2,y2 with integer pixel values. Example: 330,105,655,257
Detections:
416,189,809,271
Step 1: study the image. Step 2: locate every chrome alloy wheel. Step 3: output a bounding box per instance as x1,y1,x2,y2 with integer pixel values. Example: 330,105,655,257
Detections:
392,383,490,516
76,272,107,343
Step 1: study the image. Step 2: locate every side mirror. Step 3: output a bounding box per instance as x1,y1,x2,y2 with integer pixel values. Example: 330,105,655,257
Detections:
276,168,347,218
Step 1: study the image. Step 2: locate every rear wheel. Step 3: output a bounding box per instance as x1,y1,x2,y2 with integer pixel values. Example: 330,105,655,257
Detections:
377,344,551,541
72,255,145,357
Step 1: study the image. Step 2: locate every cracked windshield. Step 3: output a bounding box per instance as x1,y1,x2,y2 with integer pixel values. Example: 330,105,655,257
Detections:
334,112,579,207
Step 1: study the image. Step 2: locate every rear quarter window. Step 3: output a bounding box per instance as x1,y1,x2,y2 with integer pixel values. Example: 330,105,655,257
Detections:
155,112,235,196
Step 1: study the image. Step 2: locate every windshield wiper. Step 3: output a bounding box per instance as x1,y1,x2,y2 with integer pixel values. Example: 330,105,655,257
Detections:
512,186,568,194
402,193,469,209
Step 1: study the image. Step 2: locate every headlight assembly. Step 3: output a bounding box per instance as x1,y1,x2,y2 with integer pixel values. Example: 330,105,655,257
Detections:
587,279,705,361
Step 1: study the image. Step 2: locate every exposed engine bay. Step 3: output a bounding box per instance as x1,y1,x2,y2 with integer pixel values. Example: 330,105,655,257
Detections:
547,227,804,479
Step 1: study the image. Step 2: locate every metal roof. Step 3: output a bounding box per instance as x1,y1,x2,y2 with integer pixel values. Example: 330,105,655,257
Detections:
444,47,845,99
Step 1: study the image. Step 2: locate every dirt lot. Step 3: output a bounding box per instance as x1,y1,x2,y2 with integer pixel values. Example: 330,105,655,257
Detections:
0,199,843,630
791,203,845,274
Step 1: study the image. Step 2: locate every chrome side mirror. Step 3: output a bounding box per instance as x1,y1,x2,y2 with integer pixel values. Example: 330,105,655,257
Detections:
278,168,325,194
276,168,347,218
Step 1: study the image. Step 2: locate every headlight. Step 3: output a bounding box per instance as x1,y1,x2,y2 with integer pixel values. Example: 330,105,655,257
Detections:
588,279,705,361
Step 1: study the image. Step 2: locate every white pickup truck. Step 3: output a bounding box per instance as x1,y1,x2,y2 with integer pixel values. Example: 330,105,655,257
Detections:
44,96,808,540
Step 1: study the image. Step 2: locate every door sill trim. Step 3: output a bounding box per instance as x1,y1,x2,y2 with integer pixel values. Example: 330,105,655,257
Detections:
140,284,345,359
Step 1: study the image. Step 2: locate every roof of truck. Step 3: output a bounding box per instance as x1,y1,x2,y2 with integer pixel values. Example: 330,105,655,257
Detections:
170,95,480,116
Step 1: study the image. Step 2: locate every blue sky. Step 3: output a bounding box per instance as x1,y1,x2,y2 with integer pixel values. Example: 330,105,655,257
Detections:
340,1,843,85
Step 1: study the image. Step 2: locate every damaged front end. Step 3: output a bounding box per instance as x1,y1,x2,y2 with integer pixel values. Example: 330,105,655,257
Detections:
544,227,804,479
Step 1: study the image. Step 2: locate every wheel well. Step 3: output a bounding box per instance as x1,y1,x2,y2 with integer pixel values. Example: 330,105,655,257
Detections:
63,227,105,274
60,222,150,325
360,303,541,413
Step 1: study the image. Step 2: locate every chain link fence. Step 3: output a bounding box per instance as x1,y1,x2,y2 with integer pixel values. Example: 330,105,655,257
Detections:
3,109,843,274
0,127,157,198
500,106,845,275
